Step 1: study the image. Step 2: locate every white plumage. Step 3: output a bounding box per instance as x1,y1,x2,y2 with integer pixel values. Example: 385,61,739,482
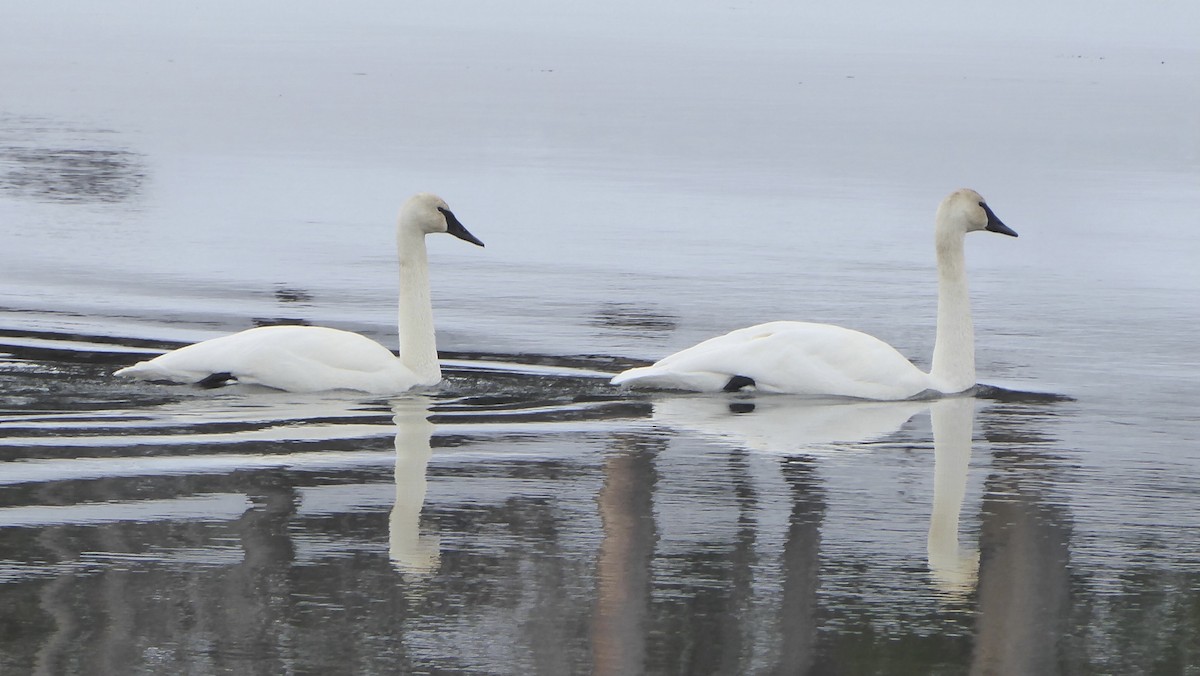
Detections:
614,321,935,399
115,192,484,394
612,189,1017,400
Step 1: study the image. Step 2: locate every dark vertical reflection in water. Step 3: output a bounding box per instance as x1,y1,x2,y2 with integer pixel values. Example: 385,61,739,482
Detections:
971,407,1073,675
725,447,759,674
591,432,661,675
645,446,760,672
221,475,298,672
33,531,78,676
33,503,147,673
520,480,583,676
776,457,824,676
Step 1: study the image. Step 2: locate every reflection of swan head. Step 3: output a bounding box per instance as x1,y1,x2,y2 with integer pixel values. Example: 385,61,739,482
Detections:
652,395,929,453
926,396,980,599
389,397,440,578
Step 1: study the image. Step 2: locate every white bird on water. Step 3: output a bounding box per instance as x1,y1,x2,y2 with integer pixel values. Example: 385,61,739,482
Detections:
115,192,484,394
611,189,1018,400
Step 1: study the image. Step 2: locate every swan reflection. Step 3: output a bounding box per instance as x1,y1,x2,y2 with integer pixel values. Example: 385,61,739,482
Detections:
650,394,980,597
926,396,980,598
649,395,929,453
388,396,440,578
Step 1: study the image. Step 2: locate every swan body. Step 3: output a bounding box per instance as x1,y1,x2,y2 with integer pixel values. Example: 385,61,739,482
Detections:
118,325,422,393
616,321,936,399
612,189,1017,400
115,193,484,394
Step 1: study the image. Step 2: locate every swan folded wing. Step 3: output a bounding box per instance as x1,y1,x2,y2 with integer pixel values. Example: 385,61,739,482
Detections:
613,321,932,400
115,325,419,393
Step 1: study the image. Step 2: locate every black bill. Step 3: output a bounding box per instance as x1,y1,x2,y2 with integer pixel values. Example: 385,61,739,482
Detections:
981,202,1018,237
439,207,485,247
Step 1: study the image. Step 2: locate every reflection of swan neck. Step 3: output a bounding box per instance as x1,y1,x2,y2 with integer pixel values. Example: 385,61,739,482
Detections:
930,225,974,393
390,402,439,577
396,229,439,384
927,397,979,596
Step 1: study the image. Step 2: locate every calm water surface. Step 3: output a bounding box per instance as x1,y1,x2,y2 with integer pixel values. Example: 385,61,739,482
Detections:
2,1,1199,674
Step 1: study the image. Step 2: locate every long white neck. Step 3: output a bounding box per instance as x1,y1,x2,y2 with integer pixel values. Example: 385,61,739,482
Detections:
929,226,975,393
396,229,441,384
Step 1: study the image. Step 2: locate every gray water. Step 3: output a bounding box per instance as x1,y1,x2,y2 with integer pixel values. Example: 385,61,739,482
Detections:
2,1,1199,673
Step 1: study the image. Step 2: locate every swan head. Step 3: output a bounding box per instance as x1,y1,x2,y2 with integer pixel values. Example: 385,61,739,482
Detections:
399,192,485,247
936,189,1018,238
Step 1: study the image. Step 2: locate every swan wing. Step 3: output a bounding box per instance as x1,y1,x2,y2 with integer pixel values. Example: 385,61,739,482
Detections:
612,321,932,400
115,325,419,393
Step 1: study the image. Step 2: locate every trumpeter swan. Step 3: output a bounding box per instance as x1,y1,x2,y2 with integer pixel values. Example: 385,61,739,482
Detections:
611,189,1017,400
115,192,484,393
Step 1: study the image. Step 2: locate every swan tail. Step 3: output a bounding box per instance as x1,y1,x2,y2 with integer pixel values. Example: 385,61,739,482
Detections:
113,360,158,379
113,359,205,384
610,366,730,392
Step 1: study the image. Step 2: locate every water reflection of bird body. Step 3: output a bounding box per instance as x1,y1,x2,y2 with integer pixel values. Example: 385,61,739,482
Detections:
389,396,440,578
649,394,979,597
650,395,929,453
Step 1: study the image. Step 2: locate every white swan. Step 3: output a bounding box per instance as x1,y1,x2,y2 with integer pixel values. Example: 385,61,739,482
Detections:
611,189,1017,400
115,193,484,394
